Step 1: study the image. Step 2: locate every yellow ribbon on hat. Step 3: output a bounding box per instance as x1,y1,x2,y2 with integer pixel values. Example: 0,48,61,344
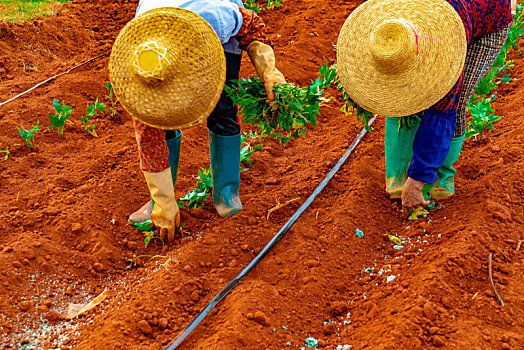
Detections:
132,41,171,80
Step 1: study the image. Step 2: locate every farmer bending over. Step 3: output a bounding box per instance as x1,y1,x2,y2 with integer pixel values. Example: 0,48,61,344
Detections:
109,0,286,242
337,0,514,210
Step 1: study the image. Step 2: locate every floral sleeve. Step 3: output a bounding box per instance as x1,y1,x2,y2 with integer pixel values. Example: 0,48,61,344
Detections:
235,7,273,50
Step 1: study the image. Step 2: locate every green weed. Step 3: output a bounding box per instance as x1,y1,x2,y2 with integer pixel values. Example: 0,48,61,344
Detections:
0,0,70,22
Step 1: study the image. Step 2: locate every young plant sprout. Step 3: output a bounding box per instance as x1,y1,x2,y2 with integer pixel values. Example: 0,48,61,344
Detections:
48,99,73,137
123,254,166,269
240,133,262,170
265,0,283,10
244,0,261,13
466,93,501,141
178,166,213,209
0,144,9,161
106,82,119,118
144,230,165,249
17,120,40,149
83,98,106,137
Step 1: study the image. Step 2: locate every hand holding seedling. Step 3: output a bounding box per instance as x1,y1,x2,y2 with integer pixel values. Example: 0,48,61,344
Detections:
402,177,430,211
225,63,336,144
246,41,287,103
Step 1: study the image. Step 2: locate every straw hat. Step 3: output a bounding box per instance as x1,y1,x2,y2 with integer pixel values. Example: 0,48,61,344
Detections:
337,0,467,117
109,7,226,129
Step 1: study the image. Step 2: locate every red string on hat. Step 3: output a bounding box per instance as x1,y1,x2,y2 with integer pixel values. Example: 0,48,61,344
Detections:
398,19,443,55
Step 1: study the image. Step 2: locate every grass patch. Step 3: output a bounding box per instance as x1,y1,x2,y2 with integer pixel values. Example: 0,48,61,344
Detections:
0,0,70,22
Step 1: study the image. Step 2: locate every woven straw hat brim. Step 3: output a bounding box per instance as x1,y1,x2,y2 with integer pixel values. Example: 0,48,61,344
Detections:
109,7,226,129
337,0,467,117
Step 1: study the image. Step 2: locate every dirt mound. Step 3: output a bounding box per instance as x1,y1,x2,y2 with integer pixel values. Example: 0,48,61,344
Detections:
0,0,522,349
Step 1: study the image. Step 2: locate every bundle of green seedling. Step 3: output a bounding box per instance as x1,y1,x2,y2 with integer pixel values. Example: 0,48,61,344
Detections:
82,98,106,137
48,99,73,138
225,63,337,144
335,67,421,132
337,80,374,132
17,120,40,149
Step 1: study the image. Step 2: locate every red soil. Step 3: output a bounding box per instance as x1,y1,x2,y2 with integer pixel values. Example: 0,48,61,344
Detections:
0,0,522,349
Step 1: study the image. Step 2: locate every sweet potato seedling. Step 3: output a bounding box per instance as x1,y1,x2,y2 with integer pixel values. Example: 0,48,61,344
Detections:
244,0,261,13
265,0,283,10
240,133,262,171
466,93,501,141
123,254,166,270
144,230,165,249
178,134,261,210
17,120,40,149
0,144,9,161
105,82,119,118
82,98,106,137
48,99,73,137
178,167,213,209
225,62,336,144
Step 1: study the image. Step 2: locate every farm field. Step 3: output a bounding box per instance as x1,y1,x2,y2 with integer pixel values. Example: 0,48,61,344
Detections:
0,0,523,349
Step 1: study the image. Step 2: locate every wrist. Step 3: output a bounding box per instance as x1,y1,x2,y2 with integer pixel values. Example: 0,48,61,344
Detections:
406,177,425,190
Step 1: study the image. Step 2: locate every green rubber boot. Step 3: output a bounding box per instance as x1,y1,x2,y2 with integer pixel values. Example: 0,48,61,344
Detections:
384,116,420,199
430,135,465,199
209,130,243,217
129,130,181,229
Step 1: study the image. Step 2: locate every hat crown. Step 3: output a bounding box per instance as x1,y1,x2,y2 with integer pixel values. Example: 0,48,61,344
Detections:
369,19,417,75
132,41,171,81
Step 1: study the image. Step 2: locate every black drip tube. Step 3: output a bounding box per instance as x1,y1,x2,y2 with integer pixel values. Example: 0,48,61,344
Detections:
0,53,107,110
165,116,377,349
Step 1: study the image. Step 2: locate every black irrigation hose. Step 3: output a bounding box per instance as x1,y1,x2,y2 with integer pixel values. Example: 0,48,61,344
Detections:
0,53,107,111
165,115,377,350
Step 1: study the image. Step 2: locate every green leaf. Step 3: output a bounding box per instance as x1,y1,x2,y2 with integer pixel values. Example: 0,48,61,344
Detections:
501,74,512,83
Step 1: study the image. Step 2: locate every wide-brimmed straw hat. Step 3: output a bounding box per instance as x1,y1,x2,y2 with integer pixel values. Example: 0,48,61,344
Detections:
337,0,467,117
109,7,226,129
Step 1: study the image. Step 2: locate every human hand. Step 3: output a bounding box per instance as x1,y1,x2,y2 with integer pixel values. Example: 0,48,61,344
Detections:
158,203,180,244
263,69,286,103
246,41,287,103
402,177,430,210
143,168,180,244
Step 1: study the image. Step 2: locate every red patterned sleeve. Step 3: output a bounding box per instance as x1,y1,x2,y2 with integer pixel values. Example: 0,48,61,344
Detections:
133,118,170,173
235,7,273,50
